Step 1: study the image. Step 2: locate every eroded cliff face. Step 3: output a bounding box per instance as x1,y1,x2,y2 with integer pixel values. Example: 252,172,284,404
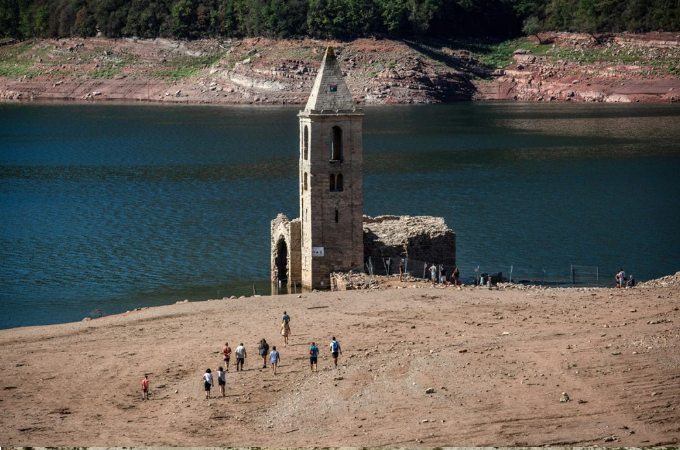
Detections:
1,33,679,104
0,37,475,104
475,32,680,103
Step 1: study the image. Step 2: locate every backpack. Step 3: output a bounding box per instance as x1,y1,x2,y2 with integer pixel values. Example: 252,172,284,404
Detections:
332,341,339,352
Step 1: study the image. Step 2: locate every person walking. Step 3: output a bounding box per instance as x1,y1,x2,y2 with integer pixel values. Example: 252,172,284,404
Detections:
399,260,404,282
217,366,226,397
235,343,246,372
330,337,342,368
309,342,319,372
429,263,438,284
281,318,291,346
222,342,232,372
453,267,460,286
270,346,280,375
282,311,290,323
141,374,149,400
203,368,214,399
258,338,270,368
619,269,626,288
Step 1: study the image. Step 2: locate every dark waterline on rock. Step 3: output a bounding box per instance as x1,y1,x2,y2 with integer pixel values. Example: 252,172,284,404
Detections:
1,102,679,329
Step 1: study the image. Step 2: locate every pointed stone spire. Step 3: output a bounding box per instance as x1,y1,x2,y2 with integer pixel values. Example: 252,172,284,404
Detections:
304,46,354,112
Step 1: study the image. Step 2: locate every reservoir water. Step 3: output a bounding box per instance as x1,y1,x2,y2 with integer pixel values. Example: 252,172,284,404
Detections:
1,102,679,329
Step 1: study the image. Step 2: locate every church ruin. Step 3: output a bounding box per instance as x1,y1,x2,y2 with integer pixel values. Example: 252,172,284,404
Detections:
271,46,456,291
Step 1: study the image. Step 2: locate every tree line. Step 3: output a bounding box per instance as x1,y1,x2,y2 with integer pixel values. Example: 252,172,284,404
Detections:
2,0,679,41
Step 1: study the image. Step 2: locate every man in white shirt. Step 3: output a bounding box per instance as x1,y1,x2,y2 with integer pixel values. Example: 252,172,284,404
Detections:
429,264,437,284
330,337,342,368
235,343,246,372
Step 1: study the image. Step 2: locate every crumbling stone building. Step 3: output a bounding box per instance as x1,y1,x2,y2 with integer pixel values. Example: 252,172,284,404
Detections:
271,47,455,291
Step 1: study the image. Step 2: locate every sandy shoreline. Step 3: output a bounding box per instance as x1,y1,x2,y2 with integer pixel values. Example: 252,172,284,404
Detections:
1,274,678,447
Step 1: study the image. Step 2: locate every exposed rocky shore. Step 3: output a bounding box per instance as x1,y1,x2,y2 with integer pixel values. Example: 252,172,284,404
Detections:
478,32,680,103
2,32,679,105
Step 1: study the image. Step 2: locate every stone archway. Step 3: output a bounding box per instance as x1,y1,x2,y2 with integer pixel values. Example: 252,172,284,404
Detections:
275,236,288,282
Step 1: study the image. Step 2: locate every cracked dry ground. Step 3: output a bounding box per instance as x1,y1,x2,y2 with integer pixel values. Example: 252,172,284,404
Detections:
1,282,678,446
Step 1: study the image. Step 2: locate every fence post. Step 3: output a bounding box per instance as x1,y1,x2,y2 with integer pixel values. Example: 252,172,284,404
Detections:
422,262,426,279
253,284,257,295
542,269,546,285
510,265,513,283
405,258,408,277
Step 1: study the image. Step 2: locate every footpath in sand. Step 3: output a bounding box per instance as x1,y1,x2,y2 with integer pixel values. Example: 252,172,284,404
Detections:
0,274,679,447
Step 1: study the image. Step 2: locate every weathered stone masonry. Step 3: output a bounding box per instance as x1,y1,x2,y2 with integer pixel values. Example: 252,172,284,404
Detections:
271,47,456,291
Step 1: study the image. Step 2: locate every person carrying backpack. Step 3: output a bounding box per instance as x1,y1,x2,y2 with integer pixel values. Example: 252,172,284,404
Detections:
329,337,342,368
309,342,319,372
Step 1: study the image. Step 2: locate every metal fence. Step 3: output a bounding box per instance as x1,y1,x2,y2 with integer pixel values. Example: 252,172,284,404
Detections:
364,257,610,287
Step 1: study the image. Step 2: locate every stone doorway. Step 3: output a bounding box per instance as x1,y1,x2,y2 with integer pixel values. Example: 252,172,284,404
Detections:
275,237,288,283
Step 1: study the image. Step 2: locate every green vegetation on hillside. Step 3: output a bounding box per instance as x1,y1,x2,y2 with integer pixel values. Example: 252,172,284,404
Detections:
1,0,679,41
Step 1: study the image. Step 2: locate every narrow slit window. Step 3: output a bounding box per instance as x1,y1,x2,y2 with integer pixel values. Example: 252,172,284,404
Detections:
329,174,335,191
330,126,343,161
304,172,308,191
336,173,343,191
335,209,339,223
303,125,309,160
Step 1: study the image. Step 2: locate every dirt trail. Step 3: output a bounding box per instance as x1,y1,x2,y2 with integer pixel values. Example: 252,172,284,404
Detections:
2,33,678,106
1,274,678,446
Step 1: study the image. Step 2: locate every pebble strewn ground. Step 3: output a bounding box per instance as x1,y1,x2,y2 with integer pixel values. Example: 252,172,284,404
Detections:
0,273,678,446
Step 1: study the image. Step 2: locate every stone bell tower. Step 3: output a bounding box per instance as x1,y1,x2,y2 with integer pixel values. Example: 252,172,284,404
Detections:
298,47,364,290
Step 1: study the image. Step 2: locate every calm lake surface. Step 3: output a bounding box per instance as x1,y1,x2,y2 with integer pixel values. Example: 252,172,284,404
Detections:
1,102,679,329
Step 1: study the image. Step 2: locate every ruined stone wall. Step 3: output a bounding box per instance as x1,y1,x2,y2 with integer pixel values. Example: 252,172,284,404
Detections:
363,215,456,269
270,214,302,288
273,214,456,289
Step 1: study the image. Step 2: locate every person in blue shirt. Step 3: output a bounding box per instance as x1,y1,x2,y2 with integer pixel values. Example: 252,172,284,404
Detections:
269,346,280,375
282,311,290,323
309,342,319,372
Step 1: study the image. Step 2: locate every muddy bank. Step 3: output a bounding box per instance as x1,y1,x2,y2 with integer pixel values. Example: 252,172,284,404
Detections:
2,33,679,106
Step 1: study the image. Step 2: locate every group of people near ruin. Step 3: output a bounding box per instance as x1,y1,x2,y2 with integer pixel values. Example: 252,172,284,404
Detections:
396,259,460,286
616,269,635,288
428,263,460,286
141,310,343,400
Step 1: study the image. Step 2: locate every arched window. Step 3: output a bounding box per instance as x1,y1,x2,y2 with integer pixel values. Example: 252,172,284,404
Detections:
336,174,343,191
329,174,335,191
304,172,308,191
303,125,309,160
330,126,343,161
